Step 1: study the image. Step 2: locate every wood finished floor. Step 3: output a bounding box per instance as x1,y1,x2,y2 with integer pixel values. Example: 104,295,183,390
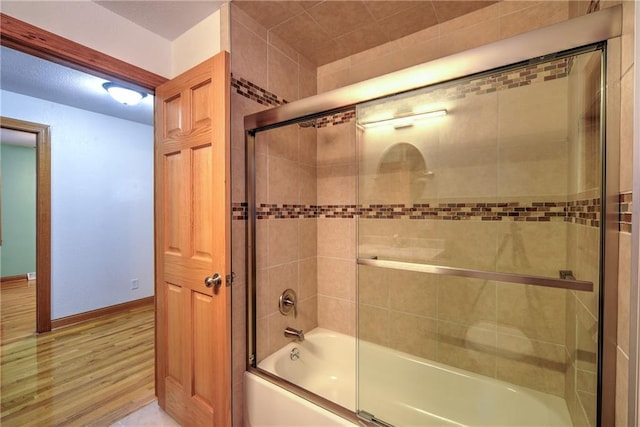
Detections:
1,282,156,426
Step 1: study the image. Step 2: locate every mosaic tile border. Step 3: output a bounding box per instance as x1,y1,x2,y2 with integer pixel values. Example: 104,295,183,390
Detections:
619,192,632,233
232,202,248,220
231,76,286,107
233,198,600,226
314,110,356,128
234,195,633,231
446,58,569,99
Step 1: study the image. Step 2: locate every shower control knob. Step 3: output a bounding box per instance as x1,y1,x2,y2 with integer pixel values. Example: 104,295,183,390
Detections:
205,273,223,289
279,288,298,317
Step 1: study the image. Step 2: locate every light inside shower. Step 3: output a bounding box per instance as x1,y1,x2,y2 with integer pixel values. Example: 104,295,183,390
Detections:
360,109,447,129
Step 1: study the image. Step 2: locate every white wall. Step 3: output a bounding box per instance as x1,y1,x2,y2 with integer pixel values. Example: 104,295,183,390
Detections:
172,10,221,77
0,90,154,319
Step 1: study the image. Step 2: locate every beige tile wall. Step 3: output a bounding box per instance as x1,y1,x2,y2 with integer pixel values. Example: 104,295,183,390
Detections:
229,4,317,426
316,3,635,422
352,4,613,404
316,122,357,335
318,1,571,93
611,1,634,426
255,123,319,362
229,0,635,425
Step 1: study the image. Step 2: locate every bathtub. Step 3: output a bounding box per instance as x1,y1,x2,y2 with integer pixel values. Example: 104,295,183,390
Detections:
246,327,572,426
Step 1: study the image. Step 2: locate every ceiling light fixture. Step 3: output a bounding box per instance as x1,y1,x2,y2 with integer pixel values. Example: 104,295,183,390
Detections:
361,109,447,129
102,82,147,106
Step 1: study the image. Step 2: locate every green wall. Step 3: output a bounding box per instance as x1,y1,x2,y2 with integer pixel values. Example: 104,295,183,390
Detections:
1,143,36,277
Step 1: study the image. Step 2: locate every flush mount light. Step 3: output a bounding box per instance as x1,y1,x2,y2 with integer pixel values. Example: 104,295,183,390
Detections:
102,82,147,106
361,109,447,129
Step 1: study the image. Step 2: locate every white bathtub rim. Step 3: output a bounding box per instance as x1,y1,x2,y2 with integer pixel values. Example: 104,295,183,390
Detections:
244,370,356,427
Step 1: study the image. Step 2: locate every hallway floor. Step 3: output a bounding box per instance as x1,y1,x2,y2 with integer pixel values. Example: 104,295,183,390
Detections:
1,282,155,426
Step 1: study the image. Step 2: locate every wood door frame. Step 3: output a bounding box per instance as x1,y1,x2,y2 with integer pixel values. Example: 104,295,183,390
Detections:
0,13,168,333
1,117,50,332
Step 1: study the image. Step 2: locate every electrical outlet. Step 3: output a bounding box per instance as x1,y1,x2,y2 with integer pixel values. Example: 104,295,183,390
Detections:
131,279,139,290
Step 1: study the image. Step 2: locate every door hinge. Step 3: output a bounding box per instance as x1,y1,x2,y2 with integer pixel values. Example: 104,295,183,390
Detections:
226,272,236,286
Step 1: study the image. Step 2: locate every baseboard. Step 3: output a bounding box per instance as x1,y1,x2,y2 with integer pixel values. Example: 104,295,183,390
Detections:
51,296,154,329
1,274,29,289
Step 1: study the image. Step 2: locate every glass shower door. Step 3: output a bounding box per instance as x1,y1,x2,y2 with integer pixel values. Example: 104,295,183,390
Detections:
356,46,603,427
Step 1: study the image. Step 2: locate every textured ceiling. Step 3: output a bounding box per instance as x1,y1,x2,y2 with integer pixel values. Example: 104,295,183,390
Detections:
94,0,228,41
233,0,498,65
1,46,154,126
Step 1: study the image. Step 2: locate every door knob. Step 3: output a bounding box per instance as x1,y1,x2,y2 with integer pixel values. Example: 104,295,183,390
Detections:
205,273,223,289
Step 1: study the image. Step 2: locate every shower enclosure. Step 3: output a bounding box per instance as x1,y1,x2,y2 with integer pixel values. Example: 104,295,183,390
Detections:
354,47,602,426
245,9,620,426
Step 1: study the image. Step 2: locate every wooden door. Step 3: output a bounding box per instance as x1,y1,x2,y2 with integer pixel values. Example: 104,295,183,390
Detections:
154,52,231,427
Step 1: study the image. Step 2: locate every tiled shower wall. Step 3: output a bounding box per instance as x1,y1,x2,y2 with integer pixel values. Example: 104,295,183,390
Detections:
230,1,634,426
356,60,575,401
254,124,319,362
229,4,317,426
614,2,635,427
314,2,632,426
316,123,358,336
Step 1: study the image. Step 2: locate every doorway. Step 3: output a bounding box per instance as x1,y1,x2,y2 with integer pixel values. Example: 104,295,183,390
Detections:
0,117,51,333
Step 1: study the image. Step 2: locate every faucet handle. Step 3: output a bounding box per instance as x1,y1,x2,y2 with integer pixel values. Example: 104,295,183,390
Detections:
282,296,297,317
279,288,298,318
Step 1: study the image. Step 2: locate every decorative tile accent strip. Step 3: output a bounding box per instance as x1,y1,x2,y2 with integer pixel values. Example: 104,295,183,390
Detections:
567,198,601,228
231,75,355,129
619,192,632,233
448,58,570,99
233,195,633,232
357,201,573,222
242,198,601,226
314,111,356,128
256,204,317,219
231,76,286,107
232,202,248,220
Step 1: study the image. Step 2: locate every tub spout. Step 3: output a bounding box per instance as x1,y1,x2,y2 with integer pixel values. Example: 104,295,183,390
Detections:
284,327,304,342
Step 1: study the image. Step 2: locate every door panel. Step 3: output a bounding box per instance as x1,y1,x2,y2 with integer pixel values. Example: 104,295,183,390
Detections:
155,52,231,426
164,153,184,255
193,292,215,404
192,145,214,261
166,283,185,383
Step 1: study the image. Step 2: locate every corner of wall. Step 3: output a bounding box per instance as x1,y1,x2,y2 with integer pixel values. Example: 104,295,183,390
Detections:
170,10,222,78
219,2,231,55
